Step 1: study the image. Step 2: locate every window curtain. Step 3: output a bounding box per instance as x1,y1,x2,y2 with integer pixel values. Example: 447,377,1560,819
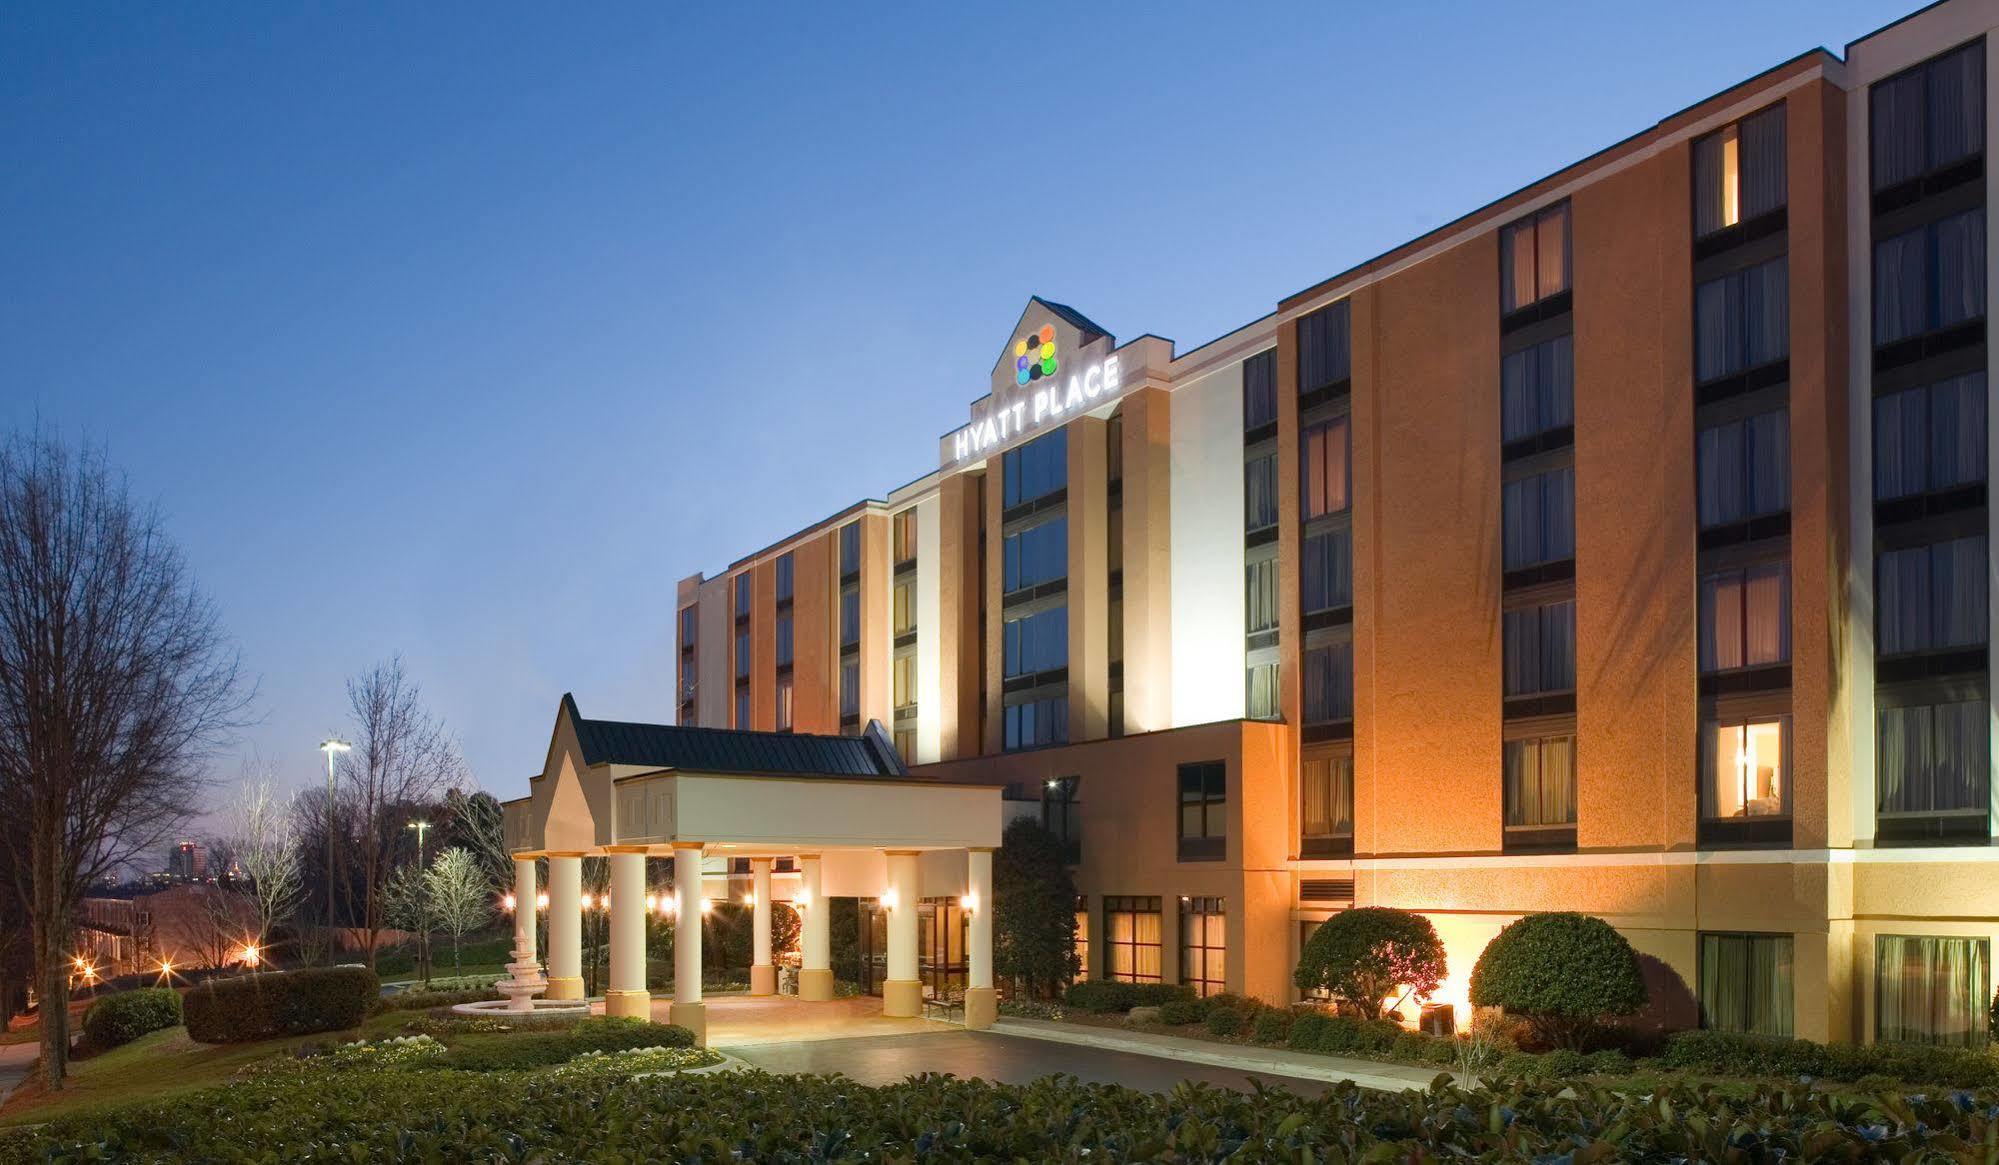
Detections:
1872,69,1926,190
1934,209,1987,331
1302,755,1355,838
1505,736,1576,827
1925,44,1985,174
1244,456,1277,532
1298,300,1351,392
1698,411,1789,528
1874,226,1929,345
1502,221,1537,313
1246,663,1279,720
1302,419,1350,518
1504,468,1575,569
1303,642,1353,724
1878,700,1989,816
1872,371,1993,502
1243,351,1277,429
1535,206,1569,300
1302,529,1352,613
1878,935,1989,1046
1701,933,1795,1036
1738,105,1787,220
1246,559,1278,634
1696,260,1788,381
1502,335,1573,442
1693,130,1727,238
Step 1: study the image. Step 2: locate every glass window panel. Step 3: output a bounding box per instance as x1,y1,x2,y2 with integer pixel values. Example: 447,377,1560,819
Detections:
1303,641,1354,724
1302,529,1353,614
1703,718,1789,820
1003,428,1069,508
1700,933,1795,1037
1301,754,1355,840
1245,454,1278,532
1243,350,1278,429
1302,418,1350,519
1504,735,1576,828
1877,935,1990,1047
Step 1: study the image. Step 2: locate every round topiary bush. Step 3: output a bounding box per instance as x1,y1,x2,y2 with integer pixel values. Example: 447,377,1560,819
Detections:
1204,1007,1244,1038
81,987,182,1050
1293,907,1446,1020
1468,912,1646,1050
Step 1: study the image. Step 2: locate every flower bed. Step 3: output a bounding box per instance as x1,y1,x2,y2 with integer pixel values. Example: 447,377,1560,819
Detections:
11,1065,1999,1161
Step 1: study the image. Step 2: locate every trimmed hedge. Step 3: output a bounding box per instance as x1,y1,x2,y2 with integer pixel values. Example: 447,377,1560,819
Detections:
1288,1012,1408,1057
184,967,379,1043
1204,1007,1244,1037
440,1017,693,1071
379,984,501,1012
1469,912,1646,1049
1661,1028,1999,1087
81,989,181,1050
1062,979,1191,1013
1293,906,1446,1021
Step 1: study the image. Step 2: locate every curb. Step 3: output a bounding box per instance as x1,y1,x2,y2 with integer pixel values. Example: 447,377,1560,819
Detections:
989,1018,1452,1093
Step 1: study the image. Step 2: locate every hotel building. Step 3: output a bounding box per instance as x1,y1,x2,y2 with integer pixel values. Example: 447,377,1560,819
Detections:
670,0,1999,1046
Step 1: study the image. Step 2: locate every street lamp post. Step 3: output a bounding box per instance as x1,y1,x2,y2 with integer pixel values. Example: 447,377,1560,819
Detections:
407,818,431,983
319,737,351,964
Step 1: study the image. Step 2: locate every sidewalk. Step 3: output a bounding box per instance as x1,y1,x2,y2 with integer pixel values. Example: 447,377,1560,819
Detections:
989,1017,1454,1093
0,1041,38,1105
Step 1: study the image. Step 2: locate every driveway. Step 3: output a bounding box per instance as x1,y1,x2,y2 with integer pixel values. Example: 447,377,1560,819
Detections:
727,1030,1332,1096
0,1042,37,1104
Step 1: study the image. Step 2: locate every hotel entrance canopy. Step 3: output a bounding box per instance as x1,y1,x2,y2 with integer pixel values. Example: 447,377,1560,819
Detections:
497,696,1004,1041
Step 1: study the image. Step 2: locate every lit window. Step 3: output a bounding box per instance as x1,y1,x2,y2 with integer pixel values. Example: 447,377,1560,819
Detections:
1693,105,1786,237
1501,203,1570,314
1703,718,1788,820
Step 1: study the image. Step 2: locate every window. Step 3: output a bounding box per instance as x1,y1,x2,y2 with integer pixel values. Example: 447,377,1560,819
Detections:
1003,428,1068,508
1302,417,1351,519
1104,896,1162,983
1244,350,1278,429
1180,898,1226,998
1501,203,1570,314
893,582,915,635
1503,600,1576,697
1003,517,1067,592
1303,641,1354,725
1875,372,1988,500
1300,754,1354,855
1694,104,1787,237
1878,700,1989,823
839,523,861,577
1042,776,1080,852
1244,454,1278,533
840,662,860,719
678,606,697,651
734,685,750,729
1177,761,1226,861
1003,605,1068,677
1700,933,1795,1036
734,628,751,680
839,589,860,648
1245,559,1278,634
1503,467,1575,570
775,675,793,732
892,509,917,566
1871,41,1985,192
1697,409,1790,528
1246,663,1280,721
1695,257,1789,383
1877,935,1990,1046
734,572,752,617
1702,717,1789,821
1302,529,1352,614
775,611,794,668
1003,696,1067,751
1877,535,1988,655
775,553,794,603
893,728,915,760
1504,735,1576,829
1874,209,1987,347
1700,564,1790,673
893,654,915,711
1298,299,1352,393
1501,334,1574,443
1073,898,1090,981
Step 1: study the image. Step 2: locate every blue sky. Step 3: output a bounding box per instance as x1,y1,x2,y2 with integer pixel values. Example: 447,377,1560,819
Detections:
1,1,1912,810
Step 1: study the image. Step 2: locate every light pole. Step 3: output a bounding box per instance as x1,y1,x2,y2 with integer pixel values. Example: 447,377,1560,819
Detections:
319,737,351,964
407,818,431,983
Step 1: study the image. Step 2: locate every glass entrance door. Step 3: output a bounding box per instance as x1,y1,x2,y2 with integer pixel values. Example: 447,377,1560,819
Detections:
857,897,966,998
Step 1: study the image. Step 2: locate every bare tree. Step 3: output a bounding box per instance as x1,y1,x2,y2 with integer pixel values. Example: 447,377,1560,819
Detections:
0,433,247,1086
442,788,510,895
424,847,492,977
380,862,431,987
223,764,303,958
340,658,461,970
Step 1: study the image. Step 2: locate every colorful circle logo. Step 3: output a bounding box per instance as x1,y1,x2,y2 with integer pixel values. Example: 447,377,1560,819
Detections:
1014,324,1058,386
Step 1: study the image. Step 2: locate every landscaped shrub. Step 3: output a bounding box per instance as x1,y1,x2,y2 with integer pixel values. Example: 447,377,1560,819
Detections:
1156,998,1207,1025
1285,1012,1405,1056
1250,1009,1292,1045
1293,907,1446,1021
1204,1007,1244,1038
1468,912,1646,1049
378,984,501,1012
1061,979,1190,1013
22,1060,1999,1161
81,988,181,1050
1585,1048,1632,1076
183,967,379,1043
1659,1028,1999,1087
440,1016,693,1071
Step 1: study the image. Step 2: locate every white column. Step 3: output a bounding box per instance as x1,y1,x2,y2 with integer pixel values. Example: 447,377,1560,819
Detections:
605,851,649,1017
749,858,775,995
670,845,706,1045
882,850,921,1017
798,854,832,1000
545,854,583,1000
965,848,995,1029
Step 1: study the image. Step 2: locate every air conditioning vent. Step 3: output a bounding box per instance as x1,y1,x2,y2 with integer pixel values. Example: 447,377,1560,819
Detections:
1299,878,1355,904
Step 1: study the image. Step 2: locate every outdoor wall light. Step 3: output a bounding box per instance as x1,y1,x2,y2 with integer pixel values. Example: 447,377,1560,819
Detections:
502,893,517,912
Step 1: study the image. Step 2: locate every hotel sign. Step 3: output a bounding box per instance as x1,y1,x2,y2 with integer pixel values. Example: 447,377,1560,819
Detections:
950,330,1124,463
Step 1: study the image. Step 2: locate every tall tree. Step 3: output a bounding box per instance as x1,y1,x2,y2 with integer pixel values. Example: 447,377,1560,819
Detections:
424,847,492,976
222,763,304,960
0,433,246,1086
338,658,462,971
992,817,1079,999
441,788,509,894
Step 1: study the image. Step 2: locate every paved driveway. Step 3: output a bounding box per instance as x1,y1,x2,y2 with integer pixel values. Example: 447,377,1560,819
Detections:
727,1030,1331,1096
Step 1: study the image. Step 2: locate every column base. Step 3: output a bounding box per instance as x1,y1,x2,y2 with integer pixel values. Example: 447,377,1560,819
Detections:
604,988,651,1019
963,986,997,1030
749,964,777,996
882,978,922,1018
669,1000,707,1047
544,976,585,1001
798,967,835,1001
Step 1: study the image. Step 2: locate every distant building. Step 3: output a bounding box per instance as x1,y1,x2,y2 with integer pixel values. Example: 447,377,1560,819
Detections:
76,884,257,975
166,840,205,883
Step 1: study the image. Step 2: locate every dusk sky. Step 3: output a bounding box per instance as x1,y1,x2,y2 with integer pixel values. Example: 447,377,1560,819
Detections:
2,2,1911,812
